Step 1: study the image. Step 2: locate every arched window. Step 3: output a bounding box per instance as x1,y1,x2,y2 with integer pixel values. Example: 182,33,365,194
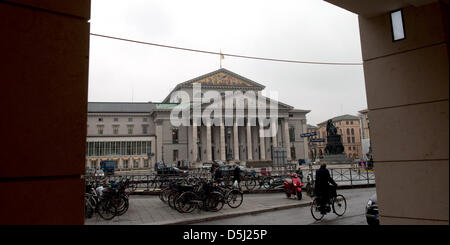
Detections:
346,128,350,135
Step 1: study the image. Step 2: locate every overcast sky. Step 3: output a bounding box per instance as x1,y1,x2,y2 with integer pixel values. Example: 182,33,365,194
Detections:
88,0,367,125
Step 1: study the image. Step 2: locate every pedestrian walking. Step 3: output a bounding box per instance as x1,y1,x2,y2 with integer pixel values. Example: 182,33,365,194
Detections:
233,162,241,188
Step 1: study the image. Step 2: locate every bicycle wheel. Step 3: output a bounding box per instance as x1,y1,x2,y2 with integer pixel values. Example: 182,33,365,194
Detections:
226,189,243,208
116,194,129,216
97,199,117,220
310,198,325,221
206,192,225,212
245,178,257,190
332,194,347,216
176,192,196,213
167,191,177,209
159,187,170,203
261,177,271,189
84,195,94,219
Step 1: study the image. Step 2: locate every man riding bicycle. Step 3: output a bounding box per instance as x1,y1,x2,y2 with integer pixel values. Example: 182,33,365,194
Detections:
314,162,337,214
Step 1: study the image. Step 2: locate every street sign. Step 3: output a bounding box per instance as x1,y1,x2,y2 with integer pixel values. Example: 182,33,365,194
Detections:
310,138,325,142
300,132,317,137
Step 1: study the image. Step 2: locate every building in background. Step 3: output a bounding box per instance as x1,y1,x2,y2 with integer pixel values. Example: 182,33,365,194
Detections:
358,109,371,160
86,68,310,170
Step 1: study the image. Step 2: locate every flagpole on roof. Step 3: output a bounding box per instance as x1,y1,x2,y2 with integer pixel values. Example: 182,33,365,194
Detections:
220,49,224,69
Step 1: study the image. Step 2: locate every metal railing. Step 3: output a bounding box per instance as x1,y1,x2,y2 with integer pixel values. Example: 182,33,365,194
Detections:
84,165,375,193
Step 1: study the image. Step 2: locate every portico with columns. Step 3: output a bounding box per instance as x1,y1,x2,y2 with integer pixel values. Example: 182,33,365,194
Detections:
154,68,310,168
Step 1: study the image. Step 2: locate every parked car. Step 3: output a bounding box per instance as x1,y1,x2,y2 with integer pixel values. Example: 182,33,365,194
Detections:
94,169,104,177
366,193,379,225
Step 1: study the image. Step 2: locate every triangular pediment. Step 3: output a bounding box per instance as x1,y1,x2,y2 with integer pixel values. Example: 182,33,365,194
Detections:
178,68,266,90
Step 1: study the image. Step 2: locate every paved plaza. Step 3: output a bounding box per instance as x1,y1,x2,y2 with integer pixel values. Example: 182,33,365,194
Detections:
84,187,374,225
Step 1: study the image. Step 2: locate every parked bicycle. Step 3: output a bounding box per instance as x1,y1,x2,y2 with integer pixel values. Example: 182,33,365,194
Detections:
173,180,225,213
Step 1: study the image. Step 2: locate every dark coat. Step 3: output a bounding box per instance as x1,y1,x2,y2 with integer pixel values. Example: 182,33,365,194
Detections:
314,167,337,197
214,168,223,181
233,166,241,182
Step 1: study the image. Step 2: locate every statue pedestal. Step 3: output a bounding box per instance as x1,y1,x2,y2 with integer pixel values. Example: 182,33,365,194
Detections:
326,135,345,154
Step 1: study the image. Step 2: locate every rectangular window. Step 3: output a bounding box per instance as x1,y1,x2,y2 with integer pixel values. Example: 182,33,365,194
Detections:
105,142,111,155
114,118,118,122
137,141,142,155
172,128,179,144
143,117,148,122
347,137,351,143
126,142,132,155
98,118,103,122
127,125,134,135
132,141,137,155
128,118,133,122
121,142,126,155
289,127,295,142
144,159,149,168
123,160,128,169
133,160,139,168
290,147,296,160
173,150,179,161
97,125,104,135
352,137,355,143
142,124,149,134
113,125,119,135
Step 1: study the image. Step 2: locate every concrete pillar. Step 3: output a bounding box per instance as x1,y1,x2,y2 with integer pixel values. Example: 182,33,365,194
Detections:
206,123,212,161
283,118,291,161
246,122,253,161
234,119,240,161
220,119,226,161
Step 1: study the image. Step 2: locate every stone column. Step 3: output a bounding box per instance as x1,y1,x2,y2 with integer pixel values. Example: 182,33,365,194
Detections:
246,122,253,161
272,118,278,148
220,120,226,161
233,119,240,161
259,119,266,160
156,123,163,162
192,124,198,163
283,118,291,161
206,123,212,161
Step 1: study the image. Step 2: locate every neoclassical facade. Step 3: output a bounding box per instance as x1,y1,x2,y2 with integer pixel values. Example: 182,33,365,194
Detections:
86,68,310,170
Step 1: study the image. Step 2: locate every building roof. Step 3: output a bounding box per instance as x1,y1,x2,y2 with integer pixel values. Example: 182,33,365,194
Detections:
307,124,318,129
318,114,360,125
162,68,266,103
87,102,158,113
